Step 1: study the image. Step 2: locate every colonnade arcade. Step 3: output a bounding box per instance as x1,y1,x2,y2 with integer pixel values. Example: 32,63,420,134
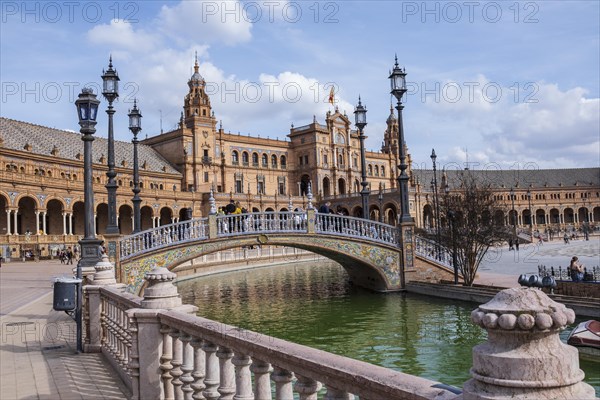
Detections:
0,193,181,237
420,203,599,231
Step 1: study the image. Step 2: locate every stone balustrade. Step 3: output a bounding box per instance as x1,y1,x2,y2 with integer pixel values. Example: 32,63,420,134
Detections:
156,311,458,400
84,255,596,400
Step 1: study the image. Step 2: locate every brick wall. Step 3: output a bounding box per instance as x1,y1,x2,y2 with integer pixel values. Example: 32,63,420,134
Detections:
543,281,600,298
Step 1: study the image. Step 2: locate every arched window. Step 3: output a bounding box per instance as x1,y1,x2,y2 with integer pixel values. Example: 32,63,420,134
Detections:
368,165,373,176
252,152,259,166
242,152,249,165
375,165,379,176
271,154,278,168
381,166,385,177
232,150,239,165
280,155,287,169
262,154,268,167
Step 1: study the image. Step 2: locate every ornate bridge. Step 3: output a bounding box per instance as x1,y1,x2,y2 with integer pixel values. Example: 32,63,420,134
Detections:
117,209,453,295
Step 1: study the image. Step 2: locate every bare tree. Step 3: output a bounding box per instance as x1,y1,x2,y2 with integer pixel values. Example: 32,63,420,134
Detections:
437,172,510,286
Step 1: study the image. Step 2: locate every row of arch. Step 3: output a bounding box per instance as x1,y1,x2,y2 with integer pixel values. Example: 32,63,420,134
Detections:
421,204,600,229
231,151,287,169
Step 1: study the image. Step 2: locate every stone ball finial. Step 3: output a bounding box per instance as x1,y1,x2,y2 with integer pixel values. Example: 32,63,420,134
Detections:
470,287,576,332
463,287,595,400
141,266,182,309
92,253,117,285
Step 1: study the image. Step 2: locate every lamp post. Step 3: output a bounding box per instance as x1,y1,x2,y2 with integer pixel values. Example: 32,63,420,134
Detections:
354,96,369,219
378,188,384,223
430,149,441,260
527,188,533,235
101,57,120,234
389,55,412,289
389,56,411,224
445,185,458,284
510,187,517,245
74,88,102,353
128,99,142,233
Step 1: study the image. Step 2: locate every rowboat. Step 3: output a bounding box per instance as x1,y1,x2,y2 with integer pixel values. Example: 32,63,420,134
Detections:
567,320,600,358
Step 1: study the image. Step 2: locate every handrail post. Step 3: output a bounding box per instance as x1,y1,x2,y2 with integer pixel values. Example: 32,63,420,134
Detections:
208,214,217,239
307,209,316,234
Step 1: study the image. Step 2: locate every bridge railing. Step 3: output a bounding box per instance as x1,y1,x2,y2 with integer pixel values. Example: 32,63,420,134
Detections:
415,236,453,268
216,211,308,237
315,213,399,245
120,218,209,259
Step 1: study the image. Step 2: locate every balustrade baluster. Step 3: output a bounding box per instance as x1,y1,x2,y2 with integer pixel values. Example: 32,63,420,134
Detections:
100,297,108,349
190,338,206,400
232,353,253,400
294,375,321,400
170,328,184,399
180,331,195,400
116,308,126,367
324,387,354,399
271,367,294,400
160,324,175,400
250,359,272,400
202,341,220,400
128,311,140,400
217,347,235,400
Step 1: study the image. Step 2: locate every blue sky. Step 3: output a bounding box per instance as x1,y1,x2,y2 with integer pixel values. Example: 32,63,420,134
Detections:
1,1,599,170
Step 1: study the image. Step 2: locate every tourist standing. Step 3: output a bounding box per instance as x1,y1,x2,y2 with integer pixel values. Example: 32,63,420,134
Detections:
570,256,584,282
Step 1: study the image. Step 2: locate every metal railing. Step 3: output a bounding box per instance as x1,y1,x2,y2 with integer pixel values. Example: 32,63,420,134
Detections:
538,265,599,282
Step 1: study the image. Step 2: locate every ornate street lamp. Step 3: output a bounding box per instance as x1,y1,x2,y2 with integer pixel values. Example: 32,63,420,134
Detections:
74,87,102,353
389,56,410,223
128,100,142,233
430,149,441,260
389,55,412,289
101,57,120,234
354,96,369,219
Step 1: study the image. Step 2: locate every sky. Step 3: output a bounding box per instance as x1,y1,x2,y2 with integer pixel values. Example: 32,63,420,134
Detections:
1,0,599,170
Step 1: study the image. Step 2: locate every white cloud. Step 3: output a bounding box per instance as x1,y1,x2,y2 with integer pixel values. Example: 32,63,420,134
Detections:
418,75,599,168
158,1,252,46
87,19,159,53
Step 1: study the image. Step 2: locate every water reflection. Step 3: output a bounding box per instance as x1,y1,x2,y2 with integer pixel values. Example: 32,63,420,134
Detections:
177,261,599,393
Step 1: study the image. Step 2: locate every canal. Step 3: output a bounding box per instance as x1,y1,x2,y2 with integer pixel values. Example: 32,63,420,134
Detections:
177,260,600,395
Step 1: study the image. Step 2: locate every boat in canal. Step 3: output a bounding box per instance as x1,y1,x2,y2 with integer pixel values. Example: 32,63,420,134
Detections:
568,320,600,358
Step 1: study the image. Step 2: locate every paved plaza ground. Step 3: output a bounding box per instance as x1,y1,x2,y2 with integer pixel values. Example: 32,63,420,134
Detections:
476,236,599,287
0,238,598,399
0,261,129,399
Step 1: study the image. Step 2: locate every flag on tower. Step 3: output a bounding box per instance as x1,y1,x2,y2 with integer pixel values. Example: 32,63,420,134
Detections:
328,86,335,105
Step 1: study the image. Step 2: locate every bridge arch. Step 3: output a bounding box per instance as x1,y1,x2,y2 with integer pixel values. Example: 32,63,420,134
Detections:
118,211,403,295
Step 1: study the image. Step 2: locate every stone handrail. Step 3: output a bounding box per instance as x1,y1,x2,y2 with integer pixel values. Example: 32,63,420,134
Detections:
85,256,595,400
84,284,143,393
156,310,458,400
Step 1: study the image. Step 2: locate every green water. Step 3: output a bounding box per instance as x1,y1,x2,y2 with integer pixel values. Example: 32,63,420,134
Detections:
177,262,600,394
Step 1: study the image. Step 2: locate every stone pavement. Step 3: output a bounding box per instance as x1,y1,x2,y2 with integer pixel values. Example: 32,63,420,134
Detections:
0,260,129,399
